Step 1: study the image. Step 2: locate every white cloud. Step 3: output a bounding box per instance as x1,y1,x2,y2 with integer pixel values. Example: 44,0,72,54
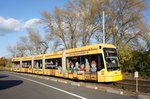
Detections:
24,18,41,29
0,16,23,35
0,16,41,36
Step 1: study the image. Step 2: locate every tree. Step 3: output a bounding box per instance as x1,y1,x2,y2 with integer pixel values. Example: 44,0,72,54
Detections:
28,30,42,54
42,1,100,48
7,45,17,57
0,57,11,67
118,45,133,72
18,36,33,55
42,7,79,49
7,29,44,56
66,0,99,46
92,0,148,48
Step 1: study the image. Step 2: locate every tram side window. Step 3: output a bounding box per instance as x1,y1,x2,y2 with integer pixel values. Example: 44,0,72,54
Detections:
96,54,104,71
90,55,97,73
90,54,104,72
67,57,81,73
66,54,104,73
13,62,20,68
34,60,42,69
23,61,31,68
22,62,27,68
66,57,73,73
28,61,32,68
67,56,88,73
45,58,62,69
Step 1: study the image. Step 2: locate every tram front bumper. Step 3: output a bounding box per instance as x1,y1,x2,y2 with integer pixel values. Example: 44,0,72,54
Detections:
104,74,123,82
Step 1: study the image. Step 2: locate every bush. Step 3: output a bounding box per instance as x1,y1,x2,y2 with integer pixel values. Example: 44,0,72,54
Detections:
119,47,150,76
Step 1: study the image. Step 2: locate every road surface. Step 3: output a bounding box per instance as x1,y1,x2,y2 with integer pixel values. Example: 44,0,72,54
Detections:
0,71,137,99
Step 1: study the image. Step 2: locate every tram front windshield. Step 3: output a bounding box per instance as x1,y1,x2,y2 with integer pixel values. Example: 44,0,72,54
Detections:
103,48,120,70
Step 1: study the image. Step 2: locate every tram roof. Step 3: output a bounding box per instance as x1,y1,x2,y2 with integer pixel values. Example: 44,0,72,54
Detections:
12,44,116,60
65,44,116,57
12,57,21,62
22,56,32,61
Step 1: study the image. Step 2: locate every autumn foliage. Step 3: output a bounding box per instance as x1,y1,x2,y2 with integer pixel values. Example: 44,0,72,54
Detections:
0,57,11,67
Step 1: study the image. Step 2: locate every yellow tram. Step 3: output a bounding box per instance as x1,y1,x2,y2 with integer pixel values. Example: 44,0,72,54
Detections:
12,44,122,82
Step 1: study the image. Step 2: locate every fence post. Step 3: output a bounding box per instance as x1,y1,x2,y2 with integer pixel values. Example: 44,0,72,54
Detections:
134,71,139,93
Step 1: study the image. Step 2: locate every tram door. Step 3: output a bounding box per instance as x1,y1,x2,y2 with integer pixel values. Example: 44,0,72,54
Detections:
84,55,102,81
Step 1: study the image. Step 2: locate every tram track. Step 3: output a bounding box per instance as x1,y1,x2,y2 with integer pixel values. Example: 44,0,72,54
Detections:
113,79,150,93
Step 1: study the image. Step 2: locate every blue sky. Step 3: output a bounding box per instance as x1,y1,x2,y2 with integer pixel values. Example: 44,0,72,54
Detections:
0,0,67,57
0,0,150,57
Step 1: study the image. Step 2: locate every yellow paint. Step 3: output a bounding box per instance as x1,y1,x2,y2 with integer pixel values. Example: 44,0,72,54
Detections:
73,73,77,78
38,69,43,74
97,70,123,82
33,69,43,74
12,57,21,62
45,51,62,59
16,68,21,72
90,73,97,81
34,54,43,60
54,70,59,76
22,56,32,61
27,68,32,73
77,73,85,80
43,69,51,75
68,73,73,79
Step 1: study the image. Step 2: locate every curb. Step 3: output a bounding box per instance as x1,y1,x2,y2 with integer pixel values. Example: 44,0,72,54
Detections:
106,89,123,95
51,78,57,82
43,77,49,80
86,85,98,90
58,80,67,84
71,82,81,86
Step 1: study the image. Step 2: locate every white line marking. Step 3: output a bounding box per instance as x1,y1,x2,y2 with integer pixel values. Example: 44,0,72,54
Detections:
10,73,86,99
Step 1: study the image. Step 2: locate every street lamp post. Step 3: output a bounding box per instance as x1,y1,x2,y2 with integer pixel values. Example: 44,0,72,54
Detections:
103,11,105,44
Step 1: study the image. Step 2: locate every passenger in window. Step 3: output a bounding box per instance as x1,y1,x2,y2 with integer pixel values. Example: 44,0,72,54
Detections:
91,60,97,73
71,63,74,73
74,62,79,73
85,58,90,73
58,66,62,74
77,63,85,74
40,63,42,69
80,63,85,71
56,60,58,68
35,62,39,69
67,62,71,73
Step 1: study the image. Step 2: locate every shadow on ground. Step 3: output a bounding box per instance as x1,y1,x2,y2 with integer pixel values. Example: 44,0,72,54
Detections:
0,80,23,90
0,75,8,79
